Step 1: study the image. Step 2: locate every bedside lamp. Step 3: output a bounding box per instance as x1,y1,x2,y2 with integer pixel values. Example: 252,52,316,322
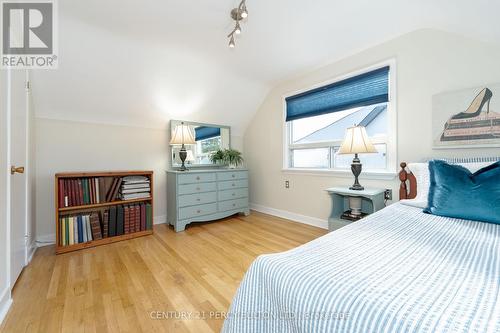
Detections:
338,125,377,191
170,122,196,171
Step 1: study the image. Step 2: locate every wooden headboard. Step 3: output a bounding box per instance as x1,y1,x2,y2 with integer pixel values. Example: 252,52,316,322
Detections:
399,162,417,200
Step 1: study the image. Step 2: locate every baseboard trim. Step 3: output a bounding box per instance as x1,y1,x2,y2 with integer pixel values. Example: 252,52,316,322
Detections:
36,233,56,247
250,203,328,230
0,287,12,326
154,215,167,225
27,241,37,263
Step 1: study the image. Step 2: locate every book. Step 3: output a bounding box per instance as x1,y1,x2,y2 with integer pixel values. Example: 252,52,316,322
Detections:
77,216,83,243
134,204,140,232
95,178,100,203
86,215,93,241
106,178,118,202
109,206,117,237
90,213,102,240
340,210,368,222
58,179,65,207
77,179,84,206
121,192,151,200
122,183,150,190
102,210,109,238
116,205,124,235
122,176,149,184
110,178,123,202
140,204,146,231
65,217,69,245
124,205,130,234
146,203,152,230
69,217,74,245
129,205,134,233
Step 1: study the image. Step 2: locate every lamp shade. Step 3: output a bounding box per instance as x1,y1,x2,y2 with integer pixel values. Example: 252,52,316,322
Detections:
338,125,377,154
170,123,195,145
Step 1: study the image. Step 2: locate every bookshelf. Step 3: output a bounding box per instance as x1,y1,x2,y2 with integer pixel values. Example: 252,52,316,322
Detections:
55,171,154,254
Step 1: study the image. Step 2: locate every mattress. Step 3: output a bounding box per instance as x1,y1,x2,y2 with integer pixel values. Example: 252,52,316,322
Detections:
222,203,500,333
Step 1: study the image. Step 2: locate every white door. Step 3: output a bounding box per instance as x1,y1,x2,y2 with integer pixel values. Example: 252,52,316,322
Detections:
10,70,29,287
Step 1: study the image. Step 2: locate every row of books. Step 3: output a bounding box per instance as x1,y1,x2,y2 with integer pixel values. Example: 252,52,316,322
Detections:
340,210,368,222
59,213,102,246
120,176,151,200
58,176,151,207
59,202,153,246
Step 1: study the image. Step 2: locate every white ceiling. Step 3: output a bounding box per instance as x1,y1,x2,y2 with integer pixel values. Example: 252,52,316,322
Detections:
32,0,500,135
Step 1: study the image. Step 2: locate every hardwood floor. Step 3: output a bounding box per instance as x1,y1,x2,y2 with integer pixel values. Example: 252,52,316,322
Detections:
0,212,326,333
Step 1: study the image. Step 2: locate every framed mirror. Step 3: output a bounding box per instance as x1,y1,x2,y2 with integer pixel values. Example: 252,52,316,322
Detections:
170,120,231,168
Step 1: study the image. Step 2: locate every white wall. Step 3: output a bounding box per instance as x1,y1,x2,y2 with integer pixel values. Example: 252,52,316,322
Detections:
35,119,169,242
244,29,500,226
34,118,244,242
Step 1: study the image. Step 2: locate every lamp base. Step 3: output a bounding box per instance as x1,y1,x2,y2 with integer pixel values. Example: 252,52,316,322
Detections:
350,153,364,191
179,145,188,172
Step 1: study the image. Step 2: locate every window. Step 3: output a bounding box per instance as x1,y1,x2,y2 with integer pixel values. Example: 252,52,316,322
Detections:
284,62,396,174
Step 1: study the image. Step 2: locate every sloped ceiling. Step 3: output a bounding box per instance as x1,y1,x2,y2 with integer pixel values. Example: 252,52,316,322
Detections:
32,0,500,135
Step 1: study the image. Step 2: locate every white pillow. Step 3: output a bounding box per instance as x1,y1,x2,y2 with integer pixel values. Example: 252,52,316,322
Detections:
400,161,494,208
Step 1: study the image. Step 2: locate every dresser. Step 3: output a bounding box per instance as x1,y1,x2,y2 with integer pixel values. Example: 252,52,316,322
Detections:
167,169,250,232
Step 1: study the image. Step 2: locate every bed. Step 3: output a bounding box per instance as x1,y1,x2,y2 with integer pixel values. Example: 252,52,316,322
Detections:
222,162,500,333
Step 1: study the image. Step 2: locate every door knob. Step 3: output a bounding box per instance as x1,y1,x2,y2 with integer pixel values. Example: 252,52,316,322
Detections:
11,166,24,175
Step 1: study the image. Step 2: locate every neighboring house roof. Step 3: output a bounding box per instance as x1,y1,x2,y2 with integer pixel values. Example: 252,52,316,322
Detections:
296,104,387,144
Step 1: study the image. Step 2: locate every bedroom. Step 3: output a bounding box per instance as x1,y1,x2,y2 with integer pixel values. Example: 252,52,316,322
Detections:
0,0,499,332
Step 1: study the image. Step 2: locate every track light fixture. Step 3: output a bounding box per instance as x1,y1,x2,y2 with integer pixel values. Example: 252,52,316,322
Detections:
227,0,248,48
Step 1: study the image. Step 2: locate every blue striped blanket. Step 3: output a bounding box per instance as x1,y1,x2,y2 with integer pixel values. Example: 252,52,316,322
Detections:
222,203,500,333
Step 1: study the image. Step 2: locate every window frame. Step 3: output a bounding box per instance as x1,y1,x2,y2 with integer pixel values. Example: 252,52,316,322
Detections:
282,59,397,179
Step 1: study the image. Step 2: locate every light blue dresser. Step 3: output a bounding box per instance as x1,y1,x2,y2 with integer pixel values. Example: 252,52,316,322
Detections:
167,169,250,232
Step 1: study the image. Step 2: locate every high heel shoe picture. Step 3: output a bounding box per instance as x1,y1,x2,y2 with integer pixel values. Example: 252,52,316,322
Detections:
450,88,492,120
433,85,500,147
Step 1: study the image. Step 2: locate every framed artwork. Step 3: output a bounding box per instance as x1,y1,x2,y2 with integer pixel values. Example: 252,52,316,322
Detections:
433,84,500,149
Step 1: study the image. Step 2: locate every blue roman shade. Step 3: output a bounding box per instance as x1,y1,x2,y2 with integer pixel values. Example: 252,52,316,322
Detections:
285,66,390,122
195,126,221,141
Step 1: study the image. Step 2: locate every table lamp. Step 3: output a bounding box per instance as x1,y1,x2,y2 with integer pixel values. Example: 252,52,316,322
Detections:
170,122,196,171
337,125,377,190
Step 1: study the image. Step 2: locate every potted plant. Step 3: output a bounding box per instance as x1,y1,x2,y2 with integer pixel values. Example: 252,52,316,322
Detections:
223,149,244,168
209,149,225,165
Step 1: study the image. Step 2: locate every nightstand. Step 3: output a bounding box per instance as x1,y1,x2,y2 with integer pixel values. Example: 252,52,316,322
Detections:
325,187,385,231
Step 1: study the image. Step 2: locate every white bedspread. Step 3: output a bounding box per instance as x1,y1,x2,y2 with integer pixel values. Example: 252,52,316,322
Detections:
222,203,500,333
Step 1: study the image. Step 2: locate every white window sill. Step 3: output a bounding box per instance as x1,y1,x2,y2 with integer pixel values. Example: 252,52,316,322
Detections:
281,168,397,180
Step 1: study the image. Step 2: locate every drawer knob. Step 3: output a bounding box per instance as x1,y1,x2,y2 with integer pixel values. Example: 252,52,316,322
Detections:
196,198,201,201
232,193,235,196
196,187,200,191
232,174,235,178
232,203,236,207
232,183,235,187
196,176,200,180
197,210,201,213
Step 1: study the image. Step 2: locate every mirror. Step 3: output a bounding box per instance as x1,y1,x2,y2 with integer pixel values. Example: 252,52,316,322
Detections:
170,120,230,168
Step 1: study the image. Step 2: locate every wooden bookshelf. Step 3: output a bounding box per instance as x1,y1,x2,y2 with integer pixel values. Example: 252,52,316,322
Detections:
55,171,154,254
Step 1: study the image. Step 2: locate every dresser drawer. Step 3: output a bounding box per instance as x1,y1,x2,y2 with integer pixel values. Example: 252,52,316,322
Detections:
218,179,248,191
178,182,217,195
218,171,248,181
179,203,217,220
219,198,248,212
178,173,216,185
178,191,217,208
218,188,248,201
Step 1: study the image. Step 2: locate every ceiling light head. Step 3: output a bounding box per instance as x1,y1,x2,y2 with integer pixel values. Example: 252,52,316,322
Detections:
229,35,235,48
240,5,248,18
235,22,241,34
